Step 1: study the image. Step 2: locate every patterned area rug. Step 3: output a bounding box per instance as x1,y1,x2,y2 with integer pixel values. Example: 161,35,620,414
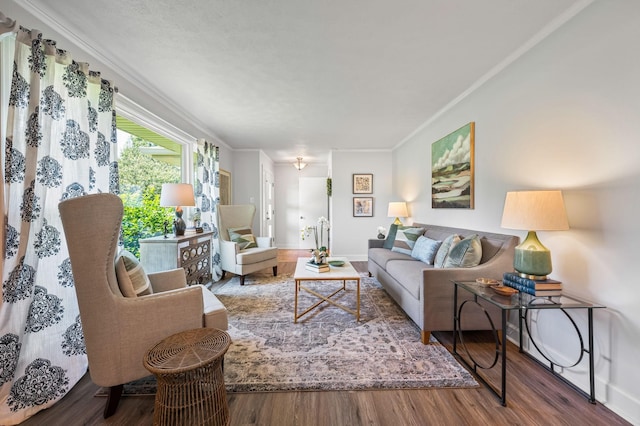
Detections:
99,272,477,396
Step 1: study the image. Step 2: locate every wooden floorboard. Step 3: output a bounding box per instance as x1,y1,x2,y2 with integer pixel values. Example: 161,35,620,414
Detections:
21,251,630,425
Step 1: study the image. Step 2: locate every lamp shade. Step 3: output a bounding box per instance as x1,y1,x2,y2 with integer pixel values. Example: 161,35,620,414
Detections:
501,190,568,278
501,190,569,231
387,202,408,218
387,202,408,225
160,183,195,207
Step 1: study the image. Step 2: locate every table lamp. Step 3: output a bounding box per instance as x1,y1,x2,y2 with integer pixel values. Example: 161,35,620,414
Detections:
388,202,408,226
160,183,196,237
501,190,569,279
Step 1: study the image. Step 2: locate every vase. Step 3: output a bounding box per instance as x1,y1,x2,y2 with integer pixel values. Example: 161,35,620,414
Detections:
377,233,385,239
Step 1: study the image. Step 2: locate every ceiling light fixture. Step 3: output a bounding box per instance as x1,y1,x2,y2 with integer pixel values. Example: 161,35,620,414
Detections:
293,157,307,170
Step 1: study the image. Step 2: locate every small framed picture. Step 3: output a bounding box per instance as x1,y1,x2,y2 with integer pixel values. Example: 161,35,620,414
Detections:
353,197,373,217
353,173,373,194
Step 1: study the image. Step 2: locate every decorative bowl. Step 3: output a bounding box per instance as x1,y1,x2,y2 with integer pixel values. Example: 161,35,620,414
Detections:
328,260,345,267
491,285,518,296
475,277,500,286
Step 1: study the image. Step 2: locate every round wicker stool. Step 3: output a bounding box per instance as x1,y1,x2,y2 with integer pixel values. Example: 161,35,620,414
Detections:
144,328,232,426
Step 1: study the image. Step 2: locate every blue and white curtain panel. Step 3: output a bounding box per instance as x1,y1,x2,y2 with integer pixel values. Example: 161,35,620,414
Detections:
0,26,118,424
194,140,223,281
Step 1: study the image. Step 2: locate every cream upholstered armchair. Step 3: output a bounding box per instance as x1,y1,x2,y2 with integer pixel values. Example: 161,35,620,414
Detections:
58,193,228,418
217,204,278,285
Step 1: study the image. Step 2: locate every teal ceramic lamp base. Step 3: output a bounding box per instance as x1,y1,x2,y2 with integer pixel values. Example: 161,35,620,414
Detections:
514,231,552,280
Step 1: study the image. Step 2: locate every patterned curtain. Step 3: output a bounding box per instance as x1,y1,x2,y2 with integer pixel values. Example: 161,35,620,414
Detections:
0,27,118,424
194,139,223,281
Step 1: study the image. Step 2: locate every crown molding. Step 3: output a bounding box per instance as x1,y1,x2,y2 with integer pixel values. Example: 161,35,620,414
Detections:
394,0,595,150
13,0,227,147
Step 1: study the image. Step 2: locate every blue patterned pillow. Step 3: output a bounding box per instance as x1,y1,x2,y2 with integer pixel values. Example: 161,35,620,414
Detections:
410,236,442,265
383,224,399,250
391,226,425,255
434,234,461,268
444,234,482,268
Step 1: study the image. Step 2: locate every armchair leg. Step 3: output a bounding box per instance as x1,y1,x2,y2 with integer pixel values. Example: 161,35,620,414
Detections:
421,330,432,345
240,275,245,286
272,266,277,276
103,384,123,418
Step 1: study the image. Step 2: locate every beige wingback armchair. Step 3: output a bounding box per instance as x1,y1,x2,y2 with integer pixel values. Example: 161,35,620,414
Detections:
58,193,228,418
217,204,278,285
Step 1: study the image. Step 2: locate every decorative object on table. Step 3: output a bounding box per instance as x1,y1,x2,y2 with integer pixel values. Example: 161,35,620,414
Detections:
475,277,500,286
502,272,562,296
189,208,203,233
293,156,307,170
353,197,373,217
490,285,519,296
387,201,408,225
431,122,475,209
304,262,330,273
328,260,345,267
377,225,387,239
160,183,196,237
352,173,373,194
501,190,569,279
302,216,331,266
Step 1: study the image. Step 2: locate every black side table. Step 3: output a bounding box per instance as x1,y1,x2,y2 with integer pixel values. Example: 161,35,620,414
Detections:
451,280,604,406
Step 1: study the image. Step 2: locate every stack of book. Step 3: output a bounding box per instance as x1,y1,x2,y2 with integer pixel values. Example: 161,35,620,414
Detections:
502,272,562,296
305,261,330,273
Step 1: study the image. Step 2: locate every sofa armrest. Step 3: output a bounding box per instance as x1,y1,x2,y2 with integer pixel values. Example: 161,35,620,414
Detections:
368,239,385,249
148,268,187,292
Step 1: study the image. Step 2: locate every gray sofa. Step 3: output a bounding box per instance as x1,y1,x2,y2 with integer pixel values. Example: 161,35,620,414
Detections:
368,223,519,344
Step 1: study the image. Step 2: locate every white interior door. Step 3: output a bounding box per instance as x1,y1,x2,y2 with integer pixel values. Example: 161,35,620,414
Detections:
262,169,275,239
298,177,328,250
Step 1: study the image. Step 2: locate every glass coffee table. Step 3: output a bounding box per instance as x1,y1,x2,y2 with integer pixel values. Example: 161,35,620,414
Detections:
293,257,360,322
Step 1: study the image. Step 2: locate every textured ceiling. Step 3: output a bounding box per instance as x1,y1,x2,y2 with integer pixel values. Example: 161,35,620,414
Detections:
13,0,585,164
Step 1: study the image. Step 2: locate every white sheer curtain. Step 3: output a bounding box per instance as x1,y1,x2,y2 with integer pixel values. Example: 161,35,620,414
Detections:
194,139,223,281
0,25,118,424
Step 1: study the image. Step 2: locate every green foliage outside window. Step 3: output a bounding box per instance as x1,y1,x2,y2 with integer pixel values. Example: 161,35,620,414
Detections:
118,136,181,257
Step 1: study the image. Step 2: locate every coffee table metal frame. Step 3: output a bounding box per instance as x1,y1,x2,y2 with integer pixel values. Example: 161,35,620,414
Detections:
451,280,604,407
294,257,360,322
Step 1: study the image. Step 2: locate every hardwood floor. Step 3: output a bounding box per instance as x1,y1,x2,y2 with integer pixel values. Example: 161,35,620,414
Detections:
22,250,629,425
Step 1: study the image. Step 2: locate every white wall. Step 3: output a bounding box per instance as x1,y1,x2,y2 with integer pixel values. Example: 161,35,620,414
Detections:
330,150,393,260
393,2,640,422
274,162,328,248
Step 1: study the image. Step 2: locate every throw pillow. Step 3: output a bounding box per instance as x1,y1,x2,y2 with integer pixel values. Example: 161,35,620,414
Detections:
382,224,399,250
115,250,152,297
228,226,258,249
391,226,425,255
444,234,483,268
434,234,462,268
410,236,442,265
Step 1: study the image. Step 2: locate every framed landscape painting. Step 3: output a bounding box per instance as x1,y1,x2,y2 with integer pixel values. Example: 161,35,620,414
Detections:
353,173,373,194
353,197,373,217
431,122,475,209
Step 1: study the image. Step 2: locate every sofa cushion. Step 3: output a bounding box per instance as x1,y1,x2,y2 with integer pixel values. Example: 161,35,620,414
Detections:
115,250,153,297
434,234,461,268
228,226,258,249
383,224,399,250
236,246,278,265
411,236,442,265
368,247,413,269
391,226,425,255
444,234,483,268
386,259,430,299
